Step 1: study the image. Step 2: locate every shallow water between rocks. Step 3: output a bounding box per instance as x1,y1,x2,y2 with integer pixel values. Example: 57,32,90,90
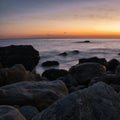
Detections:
0,38,120,74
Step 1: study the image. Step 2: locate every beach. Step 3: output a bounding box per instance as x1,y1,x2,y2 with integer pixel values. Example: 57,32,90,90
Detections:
0,43,120,120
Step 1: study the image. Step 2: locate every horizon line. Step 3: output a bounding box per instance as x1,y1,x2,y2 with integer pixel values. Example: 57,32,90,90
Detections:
0,36,120,40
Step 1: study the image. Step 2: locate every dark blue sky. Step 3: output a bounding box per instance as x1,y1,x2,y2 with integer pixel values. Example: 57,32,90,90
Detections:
0,0,101,17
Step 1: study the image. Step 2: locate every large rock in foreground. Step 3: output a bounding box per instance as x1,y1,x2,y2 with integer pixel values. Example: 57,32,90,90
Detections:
32,82,120,120
0,80,68,111
0,45,40,71
69,63,106,85
19,106,39,120
0,105,26,120
1,80,68,95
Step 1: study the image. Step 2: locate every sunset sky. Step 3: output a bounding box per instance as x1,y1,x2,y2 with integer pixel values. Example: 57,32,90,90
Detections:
0,0,120,38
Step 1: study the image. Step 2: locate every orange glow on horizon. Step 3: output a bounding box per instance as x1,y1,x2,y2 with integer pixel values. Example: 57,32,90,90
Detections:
0,30,120,39
0,19,120,39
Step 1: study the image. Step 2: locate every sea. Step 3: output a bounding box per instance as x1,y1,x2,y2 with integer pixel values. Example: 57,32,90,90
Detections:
0,38,120,74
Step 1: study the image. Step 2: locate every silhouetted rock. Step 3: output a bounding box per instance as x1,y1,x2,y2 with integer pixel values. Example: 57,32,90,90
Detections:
90,74,120,85
69,85,86,93
71,50,79,54
90,74,120,92
32,82,120,120
0,80,68,111
0,88,33,105
107,59,120,73
0,63,3,69
0,105,26,120
0,64,41,86
42,69,68,80
84,40,90,43
115,64,120,75
59,52,67,56
69,63,106,85
0,45,40,71
79,57,107,66
41,61,59,67
58,74,78,88
0,89,63,111
110,84,120,92
59,50,79,56
118,53,120,55
74,40,91,43
19,106,39,120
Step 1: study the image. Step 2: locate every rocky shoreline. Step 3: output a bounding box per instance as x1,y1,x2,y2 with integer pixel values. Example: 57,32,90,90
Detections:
0,45,120,120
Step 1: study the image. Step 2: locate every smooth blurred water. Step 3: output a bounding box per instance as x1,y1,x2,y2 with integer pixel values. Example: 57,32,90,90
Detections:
0,38,120,74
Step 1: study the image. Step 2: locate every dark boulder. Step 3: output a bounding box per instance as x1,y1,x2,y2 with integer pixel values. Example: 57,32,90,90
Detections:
0,88,33,106
19,106,39,120
0,63,3,69
32,82,120,120
115,64,120,75
0,105,26,120
58,74,78,88
0,80,68,111
69,62,106,85
0,88,61,111
89,74,120,92
69,85,86,93
41,61,59,67
71,50,79,54
107,59,120,73
0,64,41,86
59,52,67,56
79,57,107,66
83,40,90,43
42,69,68,80
90,74,120,85
74,40,91,44
0,45,40,71
1,80,68,94
110,84,120,92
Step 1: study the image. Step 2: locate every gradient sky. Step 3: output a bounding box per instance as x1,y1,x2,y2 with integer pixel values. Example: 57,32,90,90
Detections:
0,0,120,38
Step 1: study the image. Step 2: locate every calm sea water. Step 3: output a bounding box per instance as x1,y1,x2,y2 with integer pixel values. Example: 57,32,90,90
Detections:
0,38,120,74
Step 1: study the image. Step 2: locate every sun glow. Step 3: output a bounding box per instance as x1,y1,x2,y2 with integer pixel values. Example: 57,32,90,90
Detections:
0,0,120,38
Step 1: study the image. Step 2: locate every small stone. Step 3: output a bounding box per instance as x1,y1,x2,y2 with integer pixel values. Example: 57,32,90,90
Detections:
41,61,59,67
